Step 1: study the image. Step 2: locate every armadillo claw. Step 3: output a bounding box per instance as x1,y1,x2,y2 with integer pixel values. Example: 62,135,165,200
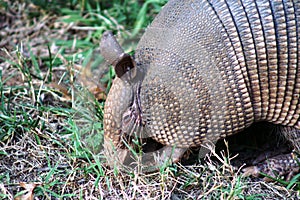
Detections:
242,153,300,181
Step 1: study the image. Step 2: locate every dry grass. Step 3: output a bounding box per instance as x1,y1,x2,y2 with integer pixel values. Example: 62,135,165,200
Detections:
0,0,300,199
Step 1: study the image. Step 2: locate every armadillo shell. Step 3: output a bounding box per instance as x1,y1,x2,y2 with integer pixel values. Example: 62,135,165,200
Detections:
132,0,300,148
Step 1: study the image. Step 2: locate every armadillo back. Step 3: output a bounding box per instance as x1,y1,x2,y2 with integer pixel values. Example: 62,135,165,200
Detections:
134,0,299,148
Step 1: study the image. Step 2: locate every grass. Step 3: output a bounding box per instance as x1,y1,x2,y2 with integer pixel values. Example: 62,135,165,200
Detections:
0,0,300,199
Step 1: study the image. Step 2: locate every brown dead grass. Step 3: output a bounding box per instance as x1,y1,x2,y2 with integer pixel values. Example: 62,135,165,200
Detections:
0,1,299,199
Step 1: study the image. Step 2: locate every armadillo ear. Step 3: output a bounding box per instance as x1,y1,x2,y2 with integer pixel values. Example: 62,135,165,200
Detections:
100,31,136,80
114,53,136,79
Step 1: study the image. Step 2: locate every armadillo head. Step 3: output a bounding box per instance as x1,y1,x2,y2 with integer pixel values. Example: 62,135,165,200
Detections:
103,77,135,167
103,77,133,146
101,31,145,167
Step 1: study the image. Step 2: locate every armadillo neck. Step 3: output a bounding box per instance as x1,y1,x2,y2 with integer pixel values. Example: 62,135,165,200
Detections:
209,0,300,129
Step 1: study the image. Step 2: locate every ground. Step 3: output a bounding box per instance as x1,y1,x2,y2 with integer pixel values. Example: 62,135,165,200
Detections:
0,1,299,199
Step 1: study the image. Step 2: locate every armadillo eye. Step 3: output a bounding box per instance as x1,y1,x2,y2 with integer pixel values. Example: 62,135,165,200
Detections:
122,110,133,126
121,109,136,134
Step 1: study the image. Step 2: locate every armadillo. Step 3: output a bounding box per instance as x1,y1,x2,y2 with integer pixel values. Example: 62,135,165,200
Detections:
101,0,300,173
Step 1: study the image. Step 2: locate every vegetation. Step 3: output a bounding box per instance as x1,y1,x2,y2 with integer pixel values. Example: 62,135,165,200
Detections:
0,0,299,199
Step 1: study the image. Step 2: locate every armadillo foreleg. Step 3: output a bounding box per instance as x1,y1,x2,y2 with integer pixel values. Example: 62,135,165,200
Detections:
104,134,187,171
